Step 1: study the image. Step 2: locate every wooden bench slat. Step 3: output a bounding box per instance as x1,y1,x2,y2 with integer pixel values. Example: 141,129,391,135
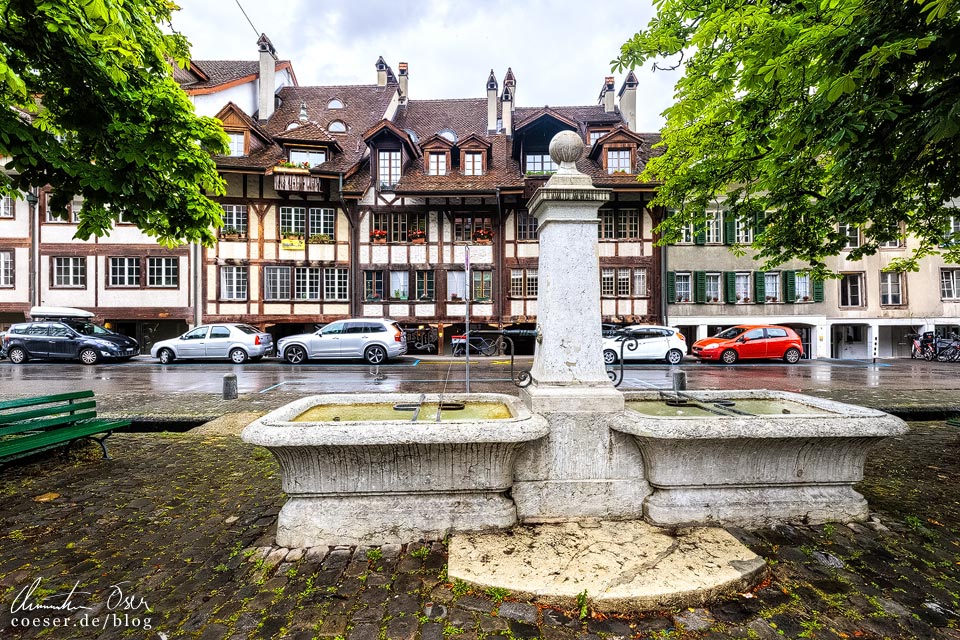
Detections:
947,417,960,428
0,410,101,437
0,401,98,426
0,419,127,459
0,391,94,411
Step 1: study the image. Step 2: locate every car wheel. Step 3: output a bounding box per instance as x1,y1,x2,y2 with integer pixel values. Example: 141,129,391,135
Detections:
720,349,739,364
79,348,99,365
665,349,684,365
158,348,175,365
364,344,387,365
8,347,27,364
783,347,802,364
284,345,308,364
603,349,618,365
229,348,248,364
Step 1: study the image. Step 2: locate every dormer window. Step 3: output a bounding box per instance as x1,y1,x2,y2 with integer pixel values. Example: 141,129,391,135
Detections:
428,153,447,176
328,120,347,133
227,132,246,157
525,153,557,174
438,129,458,143
606,148,632,174
289,148,327,167
378,150,401,190
463,152,483,176
589,129,611,146
327,99,344,109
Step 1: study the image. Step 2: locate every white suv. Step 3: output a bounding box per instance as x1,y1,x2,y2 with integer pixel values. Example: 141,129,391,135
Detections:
278,318,407,364
602,325,687,365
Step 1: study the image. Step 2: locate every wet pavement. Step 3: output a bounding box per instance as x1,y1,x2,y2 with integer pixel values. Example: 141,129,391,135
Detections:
0,358,959,638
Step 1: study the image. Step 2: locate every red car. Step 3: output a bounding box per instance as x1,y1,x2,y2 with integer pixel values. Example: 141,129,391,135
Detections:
692,324,804,364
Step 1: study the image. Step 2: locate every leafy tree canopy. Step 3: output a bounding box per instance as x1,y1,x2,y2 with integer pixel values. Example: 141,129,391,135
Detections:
0,0,228,247
615,0,960,276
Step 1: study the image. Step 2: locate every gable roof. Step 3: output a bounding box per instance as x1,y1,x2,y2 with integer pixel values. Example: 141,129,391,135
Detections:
179,60,296,95
362,119,422,159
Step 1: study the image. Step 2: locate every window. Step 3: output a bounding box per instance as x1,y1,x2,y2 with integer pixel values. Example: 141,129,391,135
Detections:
221,205,248,236
525,153,557,174
735,272,751,302
705,273,721,302
606,149,631,173
601,268,615,296
373,212,427,243
447,271,466,301
428,153,447,176
109,257,140,287
945,216,960,245
616,269,632,296
264,266,291,300
46,196,81,223
0,251,13,286
289,149,327,167
633,269,648,297
378,150,401,189
309,208,335,238
220,266,248,300
879,223,903,248
463,152,483,176
227,132,245,157
510,269,538,298
840,273,863,307
839,223,860,248
472,271,492,301
364,271,384,300
327,99,344,109
941,269,960,300
415,270,434,300
705,211,722,244
589,130,610,146
796,273,811,301
598,208,641,240
54,257,86,287
880,272,902,305
147,257,178,287
678,222,694,244
280,207,306,235
328,120,346,132
675,273,691,303
513,210,538,241
452,216,492,242
734,217,753,244
390,271,410,299
764,272,780,302
603,268,648,297
324,268,348,300
0,195,12,218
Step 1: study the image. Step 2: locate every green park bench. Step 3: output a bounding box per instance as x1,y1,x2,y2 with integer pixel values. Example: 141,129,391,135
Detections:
0,390,129,464
947,416,960,428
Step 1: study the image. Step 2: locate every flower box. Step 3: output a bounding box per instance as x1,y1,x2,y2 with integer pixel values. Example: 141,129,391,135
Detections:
370,229,388,243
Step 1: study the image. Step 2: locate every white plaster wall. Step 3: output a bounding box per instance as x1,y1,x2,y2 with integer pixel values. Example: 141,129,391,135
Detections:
0,247,30,304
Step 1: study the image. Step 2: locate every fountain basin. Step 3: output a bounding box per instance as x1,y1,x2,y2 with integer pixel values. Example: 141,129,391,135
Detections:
614,390,908,527
242,393,549,547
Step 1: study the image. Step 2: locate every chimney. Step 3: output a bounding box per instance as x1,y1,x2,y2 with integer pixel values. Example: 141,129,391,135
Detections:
398,62,409,104
618,71,639,131
257,34,277,121
503,67,516,112
486,70,498,133
376,56,388,87
600,76,616,113
501,87,513,135
299,102,308,123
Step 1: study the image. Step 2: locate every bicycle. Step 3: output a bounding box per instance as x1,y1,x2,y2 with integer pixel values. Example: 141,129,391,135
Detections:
451,334,502,357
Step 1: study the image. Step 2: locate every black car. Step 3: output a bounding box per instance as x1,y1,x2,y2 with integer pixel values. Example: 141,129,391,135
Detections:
2,321,140,365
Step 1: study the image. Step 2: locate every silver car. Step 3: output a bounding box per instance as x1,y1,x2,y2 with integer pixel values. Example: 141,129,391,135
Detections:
151,323,273,364
278,318,407,364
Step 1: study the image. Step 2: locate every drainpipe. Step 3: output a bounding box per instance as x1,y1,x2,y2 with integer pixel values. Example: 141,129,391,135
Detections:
27,189,39,307
659,203,669,326
193,242,202,327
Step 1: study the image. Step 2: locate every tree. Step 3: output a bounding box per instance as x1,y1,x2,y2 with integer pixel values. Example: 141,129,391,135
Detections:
0,0,228,247
614,0,960,276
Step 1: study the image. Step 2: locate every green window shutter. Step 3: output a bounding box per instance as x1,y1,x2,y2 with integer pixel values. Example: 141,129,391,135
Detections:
784,270,796,303
667,271,676,301
694,271,706,303
813,279,825,302
723,214,735,246
694,225,706,245
724,272,737,303
754,212,768,235
753,271,765,302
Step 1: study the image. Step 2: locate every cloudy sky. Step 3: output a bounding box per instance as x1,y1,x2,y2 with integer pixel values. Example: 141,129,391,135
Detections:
171,0,679,132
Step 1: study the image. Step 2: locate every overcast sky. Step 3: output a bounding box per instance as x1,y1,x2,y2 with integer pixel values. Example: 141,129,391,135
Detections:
171,0,678,132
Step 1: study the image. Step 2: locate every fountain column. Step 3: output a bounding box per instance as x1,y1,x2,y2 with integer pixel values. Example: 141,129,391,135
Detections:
515,131,649,520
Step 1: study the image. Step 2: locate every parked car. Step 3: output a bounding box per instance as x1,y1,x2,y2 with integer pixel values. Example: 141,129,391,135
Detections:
2,321,140,365
150,323,273,364
278,318,407,365
24,306,141,359
602,325,687,365
692,325,804,364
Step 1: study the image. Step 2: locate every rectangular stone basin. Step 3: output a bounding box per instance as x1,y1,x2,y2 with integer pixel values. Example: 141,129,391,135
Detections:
242,393,549,547
614,390,908,527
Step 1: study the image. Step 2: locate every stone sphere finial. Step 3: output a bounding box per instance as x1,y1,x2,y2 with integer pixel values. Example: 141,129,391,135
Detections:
549,131,584,174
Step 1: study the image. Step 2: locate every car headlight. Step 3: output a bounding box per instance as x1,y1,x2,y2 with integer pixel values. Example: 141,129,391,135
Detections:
93,339,118,349
702,343,719,350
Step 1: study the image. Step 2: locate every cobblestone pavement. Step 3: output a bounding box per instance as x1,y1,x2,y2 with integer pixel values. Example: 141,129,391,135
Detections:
0,414,958,639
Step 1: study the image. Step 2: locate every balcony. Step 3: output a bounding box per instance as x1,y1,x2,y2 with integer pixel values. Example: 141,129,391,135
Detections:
274,171,325,194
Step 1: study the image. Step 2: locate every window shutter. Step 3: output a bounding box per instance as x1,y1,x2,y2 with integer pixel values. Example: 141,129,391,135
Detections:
783,270,796,302
753,271,765,302
667,271,676,301
723,214,735,246
813,279,825,302
694,271,706,303
724,272,736,303
694,225,706,245
754,212,768,234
